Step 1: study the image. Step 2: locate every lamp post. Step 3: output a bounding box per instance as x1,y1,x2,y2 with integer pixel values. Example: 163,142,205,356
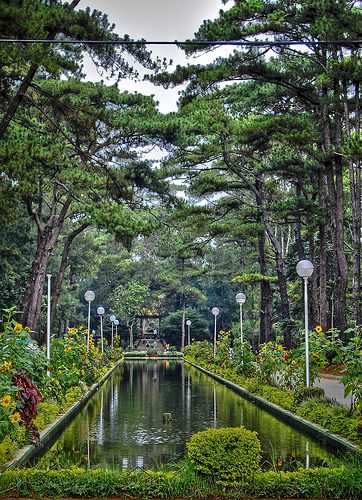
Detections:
235,292,246,345
211,307,220,358
186,320,192,345
84,290,95,351
114,319,119,341
109,315,116,348
97,306,105,354
46,273,52,377
296,260,314,388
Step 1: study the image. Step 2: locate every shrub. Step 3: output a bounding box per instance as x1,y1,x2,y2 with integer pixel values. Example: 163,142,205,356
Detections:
0,436,18,467
296,397,361,443
186,427,262,482
293,386,325,407
33,402,60,430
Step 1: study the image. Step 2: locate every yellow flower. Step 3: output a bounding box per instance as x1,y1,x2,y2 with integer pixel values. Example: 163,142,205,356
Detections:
0,361,13,372
1,395,12,408
10,412,21,424
79,326,83,331
25,326,31,332
277,345,283,351
291,360,296,366
360,350,362,357
315,325,323,333
13,323,22,334
268,341,273,345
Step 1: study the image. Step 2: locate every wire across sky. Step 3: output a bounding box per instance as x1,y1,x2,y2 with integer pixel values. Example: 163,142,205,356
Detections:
0,39,361,46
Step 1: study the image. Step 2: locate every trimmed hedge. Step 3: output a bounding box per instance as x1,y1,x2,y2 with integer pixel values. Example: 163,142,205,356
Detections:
0,465,361,499
187,427,261,482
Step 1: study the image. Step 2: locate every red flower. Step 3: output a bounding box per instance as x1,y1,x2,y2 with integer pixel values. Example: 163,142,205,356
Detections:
12,372,42,427
284,354,289,361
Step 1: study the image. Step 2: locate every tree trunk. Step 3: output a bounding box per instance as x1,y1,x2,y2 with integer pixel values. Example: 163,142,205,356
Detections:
321,76,348,334
332,70,348,335
50,223,90,327
21,195,72,338
317,166,328,330
253,178,291,347
181,295,186,351
258,230,273,345
261,211,291,347
130,323,134,349
294,179,305,260
343,77,361,326
21,229,52,337
308,233,318,328
318,220,328,330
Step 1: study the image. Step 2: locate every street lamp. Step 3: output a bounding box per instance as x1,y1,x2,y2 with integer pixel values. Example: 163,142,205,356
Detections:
114,319,119,340
235,293,246,344
97,306,105,354
84,290,95,351
186,320,192,345
211,307,220,358
46,273,52,377
109,314,116,349
296,259,314,388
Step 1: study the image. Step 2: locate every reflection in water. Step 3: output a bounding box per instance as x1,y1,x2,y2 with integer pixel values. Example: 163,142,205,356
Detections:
32,360,337,470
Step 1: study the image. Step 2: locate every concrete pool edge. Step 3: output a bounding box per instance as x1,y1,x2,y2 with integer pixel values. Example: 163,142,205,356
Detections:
185,359,360,454
5,359,124,469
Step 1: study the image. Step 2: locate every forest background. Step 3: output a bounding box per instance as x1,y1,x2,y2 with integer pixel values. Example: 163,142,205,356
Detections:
1,0,362,351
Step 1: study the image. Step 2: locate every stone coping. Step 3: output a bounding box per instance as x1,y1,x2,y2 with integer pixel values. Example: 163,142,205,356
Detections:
185,360,360,454
5,359,124,470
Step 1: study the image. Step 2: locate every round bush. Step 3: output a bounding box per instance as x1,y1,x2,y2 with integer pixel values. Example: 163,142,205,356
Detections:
186,427,262,482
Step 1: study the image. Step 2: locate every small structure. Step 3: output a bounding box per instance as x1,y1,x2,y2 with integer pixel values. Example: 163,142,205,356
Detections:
139,312,160,338
133,310,164,353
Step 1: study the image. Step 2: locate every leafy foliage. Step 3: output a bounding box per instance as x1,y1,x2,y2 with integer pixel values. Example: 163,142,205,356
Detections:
187,427,262,483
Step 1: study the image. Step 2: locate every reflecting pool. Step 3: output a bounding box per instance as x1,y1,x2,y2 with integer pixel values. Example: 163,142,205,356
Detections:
32,360,337,470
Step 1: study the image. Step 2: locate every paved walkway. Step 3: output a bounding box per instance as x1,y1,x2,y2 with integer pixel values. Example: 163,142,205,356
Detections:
315,374,353,408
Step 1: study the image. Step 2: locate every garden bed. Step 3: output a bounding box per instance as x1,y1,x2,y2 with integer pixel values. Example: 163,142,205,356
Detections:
5,360,123,470
186,360,359,453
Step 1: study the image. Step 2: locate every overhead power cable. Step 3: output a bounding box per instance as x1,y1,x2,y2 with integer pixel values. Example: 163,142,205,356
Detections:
0,39,361,46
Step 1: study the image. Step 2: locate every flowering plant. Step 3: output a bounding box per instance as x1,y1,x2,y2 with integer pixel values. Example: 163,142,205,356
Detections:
335,333,362,412
257,341,289,386
0,309,44,451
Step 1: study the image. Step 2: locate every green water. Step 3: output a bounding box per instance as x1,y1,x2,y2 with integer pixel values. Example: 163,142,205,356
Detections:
33,360,337,470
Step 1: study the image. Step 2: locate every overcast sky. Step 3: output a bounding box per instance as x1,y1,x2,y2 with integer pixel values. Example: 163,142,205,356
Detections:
80,0,225,112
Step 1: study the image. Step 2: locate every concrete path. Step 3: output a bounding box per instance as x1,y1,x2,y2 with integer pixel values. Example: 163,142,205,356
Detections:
314,374,354,408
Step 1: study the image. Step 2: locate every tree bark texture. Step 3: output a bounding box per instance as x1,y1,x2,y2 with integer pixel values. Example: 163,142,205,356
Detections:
50,223,90,326
257,229,273,345
181,296,186,351
21,194,72,339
